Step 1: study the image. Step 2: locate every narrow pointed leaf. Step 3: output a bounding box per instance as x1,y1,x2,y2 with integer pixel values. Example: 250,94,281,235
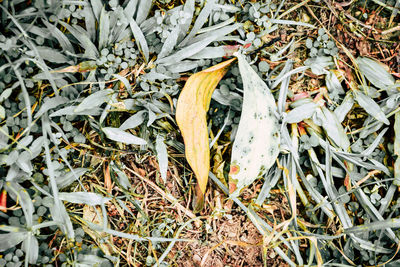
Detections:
229,53,280,197
102,127,147,145
74,89,113,113
98,7,110,50
119,110,146,130
59,192,110,206
317,106,350,150
357,57,395,89
354,90,390,125
0,232,27,252
155,135,168,183
128,17,149,62
285,102,317,123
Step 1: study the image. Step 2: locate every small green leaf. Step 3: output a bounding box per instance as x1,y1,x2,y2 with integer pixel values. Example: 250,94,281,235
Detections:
110,162,130,190
74,89,113,113
119,110,146,130
34,96,68,119
127,17,149,62
102,127,147,145
22,233,38,264
317,106,350,150
155,135,168,183
57,168,88,189
0,232,27,252
357,57,395,89
285,102,317,123
354,90,389,125
99,7,110,50
59,192,110,206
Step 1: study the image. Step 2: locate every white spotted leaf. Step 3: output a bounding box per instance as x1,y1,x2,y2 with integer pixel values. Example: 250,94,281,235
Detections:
229,53,280,197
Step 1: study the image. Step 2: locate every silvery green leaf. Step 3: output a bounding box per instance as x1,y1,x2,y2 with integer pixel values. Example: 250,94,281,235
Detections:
50,105,102,117
135,0,153,24
112,74,131,93
317,106,350,150
98,7,110,50
357,57,395,89
198,17,235,34
0,232,27,252
211,89,242,111
58,21,98,59
179,0,216,47
285,102,318,123
326,71,345,94
83,5,96,41
124,0,138,19
5,182,34,227
74,89,114,113
128,17,149,62
42,19,75,53
34,96,68,119
142,71,171,81
99,92,117,124
269,38,295,62
178,0,195,42
155,135,168,183
59,192,110,206
271,66,309,89
57,168,88,189
158,23,238,66
119,110,146,130
26,47,70,64
0,125,7,149
147,109,157,127
76,254,110,265
110,162,131,190
158,26,180,59
334,93,354,122
0,105,4,120
354,90,389,125
289,97,313,108
22,233,38,264
49,200,75,239
345,219,400,234
395,112,400,185
5,151,19,166
277,61,292,114
229,53,280,197
395,112,400,157
189,46,226,59
18,23,50,39
103,127,147,145
166,60,199,73
17,135,33,149
304,56,333,75
0,88,12,102
362,128,388,156
16,151,33,173
185,23,240,46
90,0,102,20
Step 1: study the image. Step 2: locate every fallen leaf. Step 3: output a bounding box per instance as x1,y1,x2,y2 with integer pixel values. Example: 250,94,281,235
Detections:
176,58,235,211
229,53,280,197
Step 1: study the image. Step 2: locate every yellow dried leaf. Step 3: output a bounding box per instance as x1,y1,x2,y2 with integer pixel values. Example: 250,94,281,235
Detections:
176,58,235,209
